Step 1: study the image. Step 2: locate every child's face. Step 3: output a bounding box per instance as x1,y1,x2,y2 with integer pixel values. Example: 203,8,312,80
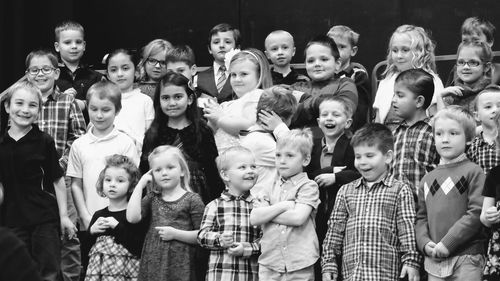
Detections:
103,167,130,200
144,50,167,81
27,55,60,95
265,33,295,67
208,31,236,64
390,33,413,72
332,35,357,71
354,144,392,183
476,91,500,128
151,153,184,191
456,46,487,87
166,61,196,81
88,96,117,135
4,89,40,130
434,117,467,162
230,59,259,97
160,84,193,120
391,81,420,120
305,43,339,82
54,29,86,64
221,153,258,194
276,145,310,179
107,53,135,93
317,100,352,139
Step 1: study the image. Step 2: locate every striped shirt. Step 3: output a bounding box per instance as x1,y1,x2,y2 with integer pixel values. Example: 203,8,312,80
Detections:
466,132,500,174
198,190,261,281
321,174,421,281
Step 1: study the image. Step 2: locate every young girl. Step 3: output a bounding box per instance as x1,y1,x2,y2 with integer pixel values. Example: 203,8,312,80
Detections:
140,71,223,204
106,49,155,154
436,40,493,112
480,113,500,281
373,25,444,128
137,39,173,99
127,145,205,281
203,48,273,153
85,155,145,281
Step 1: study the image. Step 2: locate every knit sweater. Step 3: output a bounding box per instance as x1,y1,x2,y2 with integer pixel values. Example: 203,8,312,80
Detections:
415,158,486,256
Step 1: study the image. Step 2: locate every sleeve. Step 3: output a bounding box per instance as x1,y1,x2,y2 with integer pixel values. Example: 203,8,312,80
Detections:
415,177,432,253
62,99,86,171
112,211,147,257
440,168,486,253
44,136,65,182
0,228,43,281
483,166,500,197
144,98,155,124
122,136,140,166
190,193,205,229
352,69,372,128
197,200,223,249
199,125,224,203
429,74,444,105
86,210,103,251
397,183,421,269
140,192,154,221
66,140,83,178
295,180,320,210
241,222,262,257
139,132,153,174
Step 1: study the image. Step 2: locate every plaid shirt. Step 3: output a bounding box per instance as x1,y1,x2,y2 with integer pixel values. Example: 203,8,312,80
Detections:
321,173,421,281
198,190,261,281
36,87,86,170
466,132,500,174
392,119,438,192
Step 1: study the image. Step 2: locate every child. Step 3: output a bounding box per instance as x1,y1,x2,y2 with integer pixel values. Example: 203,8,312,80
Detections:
137,39,173,99
240,86,297,195
391,69,439,192
467,85,500,174
198,146,262,281
106,48,155,153
480,112,500,281
305,96,360,245
85,155,145,281
264,30,309,85
436,40,493,113
373,25,444,128
251,129,320,280
322,123,420,281
197,23,241,103
140,71,223,204
67,81,139,230
127,145,205,281
327,25,371,132
54,20,104,121
416,106,486,280
203,48,273,153
0,81,77,281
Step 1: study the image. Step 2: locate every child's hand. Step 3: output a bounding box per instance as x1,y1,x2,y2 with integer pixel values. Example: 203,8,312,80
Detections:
485,206,500,224
219,231,234,248
203,101,223,123
432,242,450,258
400,264,420,281
102,217,119,229
156,226,177,241
322,272,336,281
227,242,244,256
138,170,153,187
90,217,108,234
424,241,436,256
314,173,336,187
61,216,77,239
440,86,464,105
259,110,284,131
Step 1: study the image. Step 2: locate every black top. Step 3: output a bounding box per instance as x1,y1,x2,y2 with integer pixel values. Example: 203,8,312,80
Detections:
270,67,309,85
88,207,146,257
483,165,500,201
0,125,64,227
0,227,42,281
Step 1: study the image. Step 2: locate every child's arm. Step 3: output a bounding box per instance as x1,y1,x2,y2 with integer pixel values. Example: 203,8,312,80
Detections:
62,99,86,171
272,181,320,227
415,180,433,254
126,172,151,223
435,86,463,111
54,177,77,237
156,226,199,244
250,200,294,226
70,177,92,229
396,184,421,273
197,201,224,249
480,197,500,227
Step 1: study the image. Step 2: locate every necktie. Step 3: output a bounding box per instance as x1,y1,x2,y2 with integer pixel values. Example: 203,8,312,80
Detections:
216,65,227,93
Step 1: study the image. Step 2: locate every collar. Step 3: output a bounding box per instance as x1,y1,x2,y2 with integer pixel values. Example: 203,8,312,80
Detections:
396,117,431,129
44,87,62,103
220,189,253,202
87,125,120,143
213,62,226,74
476,131,496,146
280,172,308,186
439,153,467,165
321,137,336,154
336,64,355,78
355,171,394,190
271,67,293,78
1,124,40,144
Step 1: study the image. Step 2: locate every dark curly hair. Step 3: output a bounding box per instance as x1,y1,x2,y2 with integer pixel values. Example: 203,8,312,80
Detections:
96,154,141,198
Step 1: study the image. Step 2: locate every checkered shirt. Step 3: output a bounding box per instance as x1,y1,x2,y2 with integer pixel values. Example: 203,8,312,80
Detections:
36,88,86,171
392,119,438,192
198,190,261,281
466,132,500,174
321,174,421,281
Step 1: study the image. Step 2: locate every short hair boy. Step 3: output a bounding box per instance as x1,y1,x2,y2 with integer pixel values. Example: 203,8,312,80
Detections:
198,146,261,281
416,106,486,280
327,25,371,132
391,69,439,192
197,23,240,103
467,85,500,174
251,129,320,280
165,44,197,82
322,123,420,281
264,30,309,85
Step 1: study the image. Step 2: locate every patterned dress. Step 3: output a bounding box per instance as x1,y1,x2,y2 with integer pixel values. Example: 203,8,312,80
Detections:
483,166,500,280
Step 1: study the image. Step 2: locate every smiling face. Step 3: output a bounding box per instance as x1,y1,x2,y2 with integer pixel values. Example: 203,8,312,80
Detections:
317,100,352,139
476,90,500,128
159,84,193,122
221,152,258,194
229,59,259,97
208,31,236,65
390,33,413,72
55,29,86,65
102,167,131,200
265,32,295,67
354,144,392,183
4,88,40,131
150,153,184,191
456,46,487,87
27,55,60,95
434,117,467,162
107,53,135,93
305,43,339,82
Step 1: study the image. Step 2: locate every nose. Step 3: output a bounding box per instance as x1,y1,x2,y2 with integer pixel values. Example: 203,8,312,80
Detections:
392,95,398,104
96,110,103,118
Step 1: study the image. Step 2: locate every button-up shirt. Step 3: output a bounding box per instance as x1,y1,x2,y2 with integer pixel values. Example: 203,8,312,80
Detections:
466,132,500,174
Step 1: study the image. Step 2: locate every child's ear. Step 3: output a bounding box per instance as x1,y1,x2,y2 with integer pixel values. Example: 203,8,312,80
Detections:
334,58,342,72
54,42,60,53
345,118,353,129
190,64,197,77
292,46,296,57
4,101,10,114
416,95,426,108
264,50,271,60
473,110,481,122
302,154,311,167
484,62,492,75
54,68,61,80
384,150,394,165
207,46,213,55
351,46,358,57
219,170,229,182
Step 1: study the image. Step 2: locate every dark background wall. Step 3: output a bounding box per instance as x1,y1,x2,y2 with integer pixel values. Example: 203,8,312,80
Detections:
2,0,500,91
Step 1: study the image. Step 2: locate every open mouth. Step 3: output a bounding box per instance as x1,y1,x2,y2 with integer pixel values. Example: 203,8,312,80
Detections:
324,124,336,129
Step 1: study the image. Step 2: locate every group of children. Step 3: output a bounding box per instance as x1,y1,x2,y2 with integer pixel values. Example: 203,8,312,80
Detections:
0,15,499,281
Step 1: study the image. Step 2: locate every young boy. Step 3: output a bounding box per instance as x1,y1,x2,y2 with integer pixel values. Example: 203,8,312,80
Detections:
198,146,261,281
264,30,309,85
467,85,500,174
251,129,320,280
416,106,486,280
54,21,104,122
197,23,240,103
0,81,76,281
322,123,420,281
165,44,198,83
327,25,371,131
391,69,439,192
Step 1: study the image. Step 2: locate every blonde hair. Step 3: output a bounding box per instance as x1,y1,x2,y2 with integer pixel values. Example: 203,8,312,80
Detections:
276,128,313,158
432,105,476,143
137,39,173,82
230,48,273,90
327,25,360,46
216,146,254,171
147,145,192,193
3,80,43,112
384,25,436,77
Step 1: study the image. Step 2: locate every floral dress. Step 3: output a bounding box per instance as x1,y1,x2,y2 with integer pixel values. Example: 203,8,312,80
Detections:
483,166,500,280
